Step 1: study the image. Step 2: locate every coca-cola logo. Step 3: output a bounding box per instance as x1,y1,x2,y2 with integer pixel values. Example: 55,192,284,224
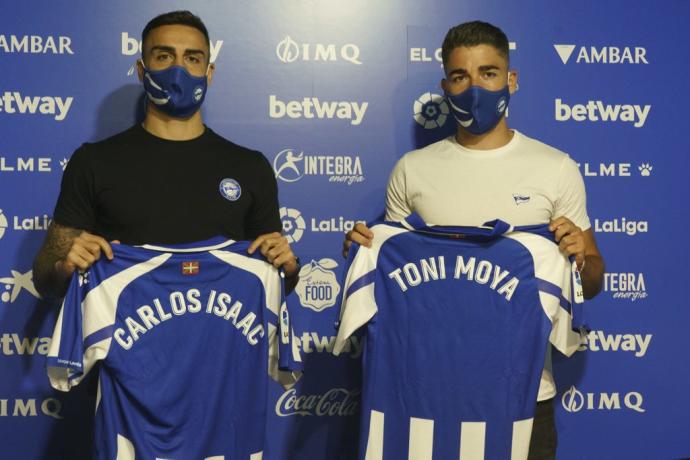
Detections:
276,387,360,417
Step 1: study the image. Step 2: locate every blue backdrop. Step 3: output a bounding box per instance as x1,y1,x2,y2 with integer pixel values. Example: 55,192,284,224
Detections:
1,1,689,459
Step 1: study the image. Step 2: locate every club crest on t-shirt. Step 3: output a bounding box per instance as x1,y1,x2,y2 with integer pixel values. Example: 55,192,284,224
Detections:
219,178,242,201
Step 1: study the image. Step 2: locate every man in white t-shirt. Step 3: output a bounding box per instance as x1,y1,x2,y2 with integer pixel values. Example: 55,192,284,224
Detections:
343,21,604,460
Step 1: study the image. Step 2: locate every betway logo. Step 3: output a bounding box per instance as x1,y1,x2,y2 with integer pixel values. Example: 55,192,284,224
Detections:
269,95,368,125
0,92,73,121
579,330,651,357
555,99,650,128
554,45,648,64
0,398,63,419
294,332,362,358
120,32,223,63
276,388,360,417
1,334,50,356
594,218,648,236
0,34,73,54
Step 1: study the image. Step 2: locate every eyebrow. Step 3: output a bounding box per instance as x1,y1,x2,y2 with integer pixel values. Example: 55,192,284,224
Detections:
448,64,501,76
149,45,207,57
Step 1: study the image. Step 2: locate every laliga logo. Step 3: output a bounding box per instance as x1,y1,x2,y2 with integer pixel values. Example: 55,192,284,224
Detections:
274,149,304,182
413,92,449,129
562,385,645,413
276,36,362,65
0,209,7,239
296,259,341,312
280,207,306,243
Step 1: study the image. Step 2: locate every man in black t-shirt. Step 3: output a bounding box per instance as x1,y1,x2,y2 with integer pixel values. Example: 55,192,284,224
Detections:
33,10,299,298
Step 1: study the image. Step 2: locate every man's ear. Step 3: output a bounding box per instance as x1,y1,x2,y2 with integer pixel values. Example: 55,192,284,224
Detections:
136,58,145,83
508,69,518,94
207,62,216,85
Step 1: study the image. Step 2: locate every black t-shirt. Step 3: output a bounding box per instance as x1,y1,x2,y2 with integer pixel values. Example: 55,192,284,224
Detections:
53,124,282,244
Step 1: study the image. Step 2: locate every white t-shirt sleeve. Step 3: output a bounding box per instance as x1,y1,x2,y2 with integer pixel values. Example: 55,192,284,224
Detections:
554,156,591,231
385,156,411,222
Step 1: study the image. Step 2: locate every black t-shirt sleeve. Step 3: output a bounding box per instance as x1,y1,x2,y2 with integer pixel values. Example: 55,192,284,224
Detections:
52,144,97,231
244,153,282,239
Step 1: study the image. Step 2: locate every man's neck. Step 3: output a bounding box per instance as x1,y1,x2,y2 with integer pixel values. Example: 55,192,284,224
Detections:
142,107,206,141
455,120,513,150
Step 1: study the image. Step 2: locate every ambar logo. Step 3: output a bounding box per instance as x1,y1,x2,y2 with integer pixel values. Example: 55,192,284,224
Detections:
554,44,648,64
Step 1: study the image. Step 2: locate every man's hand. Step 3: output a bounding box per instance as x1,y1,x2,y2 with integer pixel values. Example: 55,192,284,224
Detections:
33,222,117,299
248,232,298,277
549,217,586,270
55,232,116,278
342,223,374,259
549,216,605,299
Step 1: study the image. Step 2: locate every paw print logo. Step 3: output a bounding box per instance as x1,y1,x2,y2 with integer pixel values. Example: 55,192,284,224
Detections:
638,163,653,177
59,158,70,171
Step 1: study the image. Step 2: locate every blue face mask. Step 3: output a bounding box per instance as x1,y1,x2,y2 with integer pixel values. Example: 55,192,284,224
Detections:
141,62,208,118
446,85,510,135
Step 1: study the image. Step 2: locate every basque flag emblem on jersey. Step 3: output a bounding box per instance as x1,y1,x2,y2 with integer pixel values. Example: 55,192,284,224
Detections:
181,261,199,275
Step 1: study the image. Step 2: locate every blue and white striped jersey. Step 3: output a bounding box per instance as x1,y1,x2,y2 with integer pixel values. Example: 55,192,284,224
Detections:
47,237,301,460
334,214,585,460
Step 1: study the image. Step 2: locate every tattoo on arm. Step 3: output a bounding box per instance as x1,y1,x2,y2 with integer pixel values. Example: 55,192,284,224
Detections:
32,222,82,299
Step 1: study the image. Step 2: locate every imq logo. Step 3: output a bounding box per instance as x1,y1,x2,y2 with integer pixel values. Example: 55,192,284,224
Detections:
561,386,645,413
0,34,73,54
413,92,449,129
296,259,341,312
554,44,648,64
273,148,364,185
276,36,361,64
0,398,63,419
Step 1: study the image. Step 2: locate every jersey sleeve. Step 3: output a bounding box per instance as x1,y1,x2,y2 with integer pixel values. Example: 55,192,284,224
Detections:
554,156,591,231
52,144,97,231
46,270,109,390
385,155,412,222
333,241,378,355
244,153,282,239
266,270,302,389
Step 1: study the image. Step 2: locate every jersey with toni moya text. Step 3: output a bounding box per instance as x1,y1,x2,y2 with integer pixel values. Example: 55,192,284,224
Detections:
47,237,302,460
334,213,585,460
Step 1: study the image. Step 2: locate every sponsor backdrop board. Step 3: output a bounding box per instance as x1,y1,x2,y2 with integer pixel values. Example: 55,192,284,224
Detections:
1,1,688,459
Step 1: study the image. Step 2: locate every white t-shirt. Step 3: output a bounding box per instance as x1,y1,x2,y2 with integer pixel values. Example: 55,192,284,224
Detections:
385,130,590,400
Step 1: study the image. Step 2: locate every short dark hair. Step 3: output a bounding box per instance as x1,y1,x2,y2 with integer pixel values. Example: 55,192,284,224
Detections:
141,10,210,59
441,21,509,68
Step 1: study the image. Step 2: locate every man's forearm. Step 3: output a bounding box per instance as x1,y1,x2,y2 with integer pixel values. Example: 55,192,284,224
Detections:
32,223,80,299
581,254,605,300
